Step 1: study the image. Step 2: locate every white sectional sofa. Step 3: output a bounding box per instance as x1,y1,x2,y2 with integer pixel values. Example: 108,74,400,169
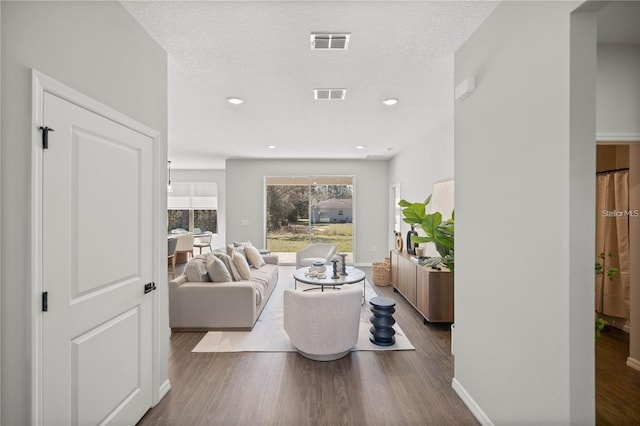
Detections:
169,247,279,331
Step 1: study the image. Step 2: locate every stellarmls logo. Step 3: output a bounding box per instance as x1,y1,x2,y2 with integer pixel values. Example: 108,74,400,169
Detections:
602,209,640,217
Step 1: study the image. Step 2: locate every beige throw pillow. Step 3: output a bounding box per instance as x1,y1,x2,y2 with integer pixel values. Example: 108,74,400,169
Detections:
244,245,265,269
232,250,252,280
206,255,232,282
213,252,241,281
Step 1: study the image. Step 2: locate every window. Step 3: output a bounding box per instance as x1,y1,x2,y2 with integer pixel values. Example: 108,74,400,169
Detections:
168,182,218,233
265,176,354,263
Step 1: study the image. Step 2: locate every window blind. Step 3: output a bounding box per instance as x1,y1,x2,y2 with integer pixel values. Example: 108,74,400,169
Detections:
168,182,217,209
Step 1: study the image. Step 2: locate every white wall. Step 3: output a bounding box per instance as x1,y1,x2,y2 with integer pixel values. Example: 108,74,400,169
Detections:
389,116,454,250
1,2,168,424
225,159,389,265
171,169,226,249
453,2,595,424
597,44,640,137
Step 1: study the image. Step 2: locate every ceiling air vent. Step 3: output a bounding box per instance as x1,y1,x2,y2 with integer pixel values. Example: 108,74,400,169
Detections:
310,33,351,50
314,88,346,100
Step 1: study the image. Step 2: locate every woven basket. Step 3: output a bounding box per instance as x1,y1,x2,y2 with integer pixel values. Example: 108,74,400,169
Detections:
372,257,391,286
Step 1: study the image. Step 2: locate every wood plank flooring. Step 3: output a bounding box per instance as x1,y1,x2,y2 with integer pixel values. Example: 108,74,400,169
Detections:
596,326,640,425
139,266,478,425
144,263,640,425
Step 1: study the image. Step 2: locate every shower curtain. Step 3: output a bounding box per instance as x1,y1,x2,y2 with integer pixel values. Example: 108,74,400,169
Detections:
595,170,630,320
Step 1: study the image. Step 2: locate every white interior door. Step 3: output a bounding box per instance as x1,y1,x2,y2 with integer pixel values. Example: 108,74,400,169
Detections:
41,91,153,424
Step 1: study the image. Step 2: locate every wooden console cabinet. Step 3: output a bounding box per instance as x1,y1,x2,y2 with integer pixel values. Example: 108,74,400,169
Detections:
389,250,453,323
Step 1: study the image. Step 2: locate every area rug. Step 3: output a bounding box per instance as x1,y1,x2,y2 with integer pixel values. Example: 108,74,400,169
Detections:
192,267,415,353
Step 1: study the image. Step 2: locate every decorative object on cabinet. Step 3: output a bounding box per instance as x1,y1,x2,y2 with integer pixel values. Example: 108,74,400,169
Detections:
395,231,403,252
398,195,454,272
406,225,418,255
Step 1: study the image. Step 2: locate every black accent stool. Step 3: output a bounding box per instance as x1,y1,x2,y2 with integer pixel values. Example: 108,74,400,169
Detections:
369,296,396,346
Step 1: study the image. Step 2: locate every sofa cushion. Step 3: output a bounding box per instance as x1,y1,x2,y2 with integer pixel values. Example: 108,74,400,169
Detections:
185,255,210,282
244,245,265,269
232,250,252,280
213,251,242,281
206,255,232,282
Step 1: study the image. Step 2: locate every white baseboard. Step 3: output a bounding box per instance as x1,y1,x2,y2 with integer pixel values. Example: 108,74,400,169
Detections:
627,357,640,372
158,379,171,403
452,378,494,426
354,262,373,267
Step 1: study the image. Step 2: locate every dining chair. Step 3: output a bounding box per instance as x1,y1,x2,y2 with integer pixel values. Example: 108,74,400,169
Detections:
193,231,213,254
168,237,178,278
175,233,195,263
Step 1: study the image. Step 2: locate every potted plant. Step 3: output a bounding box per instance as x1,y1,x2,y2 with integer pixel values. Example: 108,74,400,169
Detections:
594,252,619,342
398,195,454,272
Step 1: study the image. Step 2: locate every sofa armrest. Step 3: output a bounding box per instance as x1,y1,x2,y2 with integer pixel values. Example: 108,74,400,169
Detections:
263,254,279,265
169,278,259,329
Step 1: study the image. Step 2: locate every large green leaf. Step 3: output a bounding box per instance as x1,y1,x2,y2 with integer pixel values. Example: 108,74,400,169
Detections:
421,212,442,237
401,203,427,224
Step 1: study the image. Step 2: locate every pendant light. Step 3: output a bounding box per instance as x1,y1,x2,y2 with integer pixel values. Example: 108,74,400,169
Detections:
167,160,173,193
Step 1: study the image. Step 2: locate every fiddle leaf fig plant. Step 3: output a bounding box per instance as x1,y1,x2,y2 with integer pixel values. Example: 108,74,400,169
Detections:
398,195,454,272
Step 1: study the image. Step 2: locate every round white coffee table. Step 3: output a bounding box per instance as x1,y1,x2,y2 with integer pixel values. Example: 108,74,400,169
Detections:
293,266,366,303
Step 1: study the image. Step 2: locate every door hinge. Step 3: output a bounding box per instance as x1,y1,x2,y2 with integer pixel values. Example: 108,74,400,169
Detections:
144,282,157,294
42,291,48,312
39,126,55,149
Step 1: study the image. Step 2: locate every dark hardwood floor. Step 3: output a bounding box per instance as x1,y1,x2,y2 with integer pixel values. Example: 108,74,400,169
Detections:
143,263,640,425
596,326,640,425
139,265,478,425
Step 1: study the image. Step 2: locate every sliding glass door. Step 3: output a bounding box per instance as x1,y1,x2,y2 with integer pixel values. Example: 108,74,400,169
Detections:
265,176,354,264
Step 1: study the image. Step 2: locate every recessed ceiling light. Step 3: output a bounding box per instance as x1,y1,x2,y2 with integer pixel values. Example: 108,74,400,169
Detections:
356,145,365,150
267,145,277,149
227,97,244,105
382,98,398,106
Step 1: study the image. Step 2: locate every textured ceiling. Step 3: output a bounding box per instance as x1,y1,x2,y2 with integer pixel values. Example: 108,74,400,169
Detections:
123,1,499,169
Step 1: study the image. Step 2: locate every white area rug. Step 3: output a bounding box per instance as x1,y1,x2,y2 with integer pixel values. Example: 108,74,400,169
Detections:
192,267,415,353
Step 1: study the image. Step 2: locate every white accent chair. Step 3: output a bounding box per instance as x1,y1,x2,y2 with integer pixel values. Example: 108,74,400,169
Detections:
295,243,337,268
283,284,362,361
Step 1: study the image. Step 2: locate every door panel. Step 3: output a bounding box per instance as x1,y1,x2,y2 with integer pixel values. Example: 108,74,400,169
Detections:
42,92,153,425
72,308,140,425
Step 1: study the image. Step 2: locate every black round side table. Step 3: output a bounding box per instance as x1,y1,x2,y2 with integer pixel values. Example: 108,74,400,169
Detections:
369,296,396,346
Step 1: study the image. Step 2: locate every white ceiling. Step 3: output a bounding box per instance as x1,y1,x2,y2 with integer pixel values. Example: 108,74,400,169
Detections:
122,1,640,170
123,1,499,169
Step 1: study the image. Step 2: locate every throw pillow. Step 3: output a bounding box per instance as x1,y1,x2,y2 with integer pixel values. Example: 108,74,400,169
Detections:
213,252,241,281
233,248,247,261
244,245,265,269
232,249,252,280
185,255,210,282
206,255,232,282
233,240,253,248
